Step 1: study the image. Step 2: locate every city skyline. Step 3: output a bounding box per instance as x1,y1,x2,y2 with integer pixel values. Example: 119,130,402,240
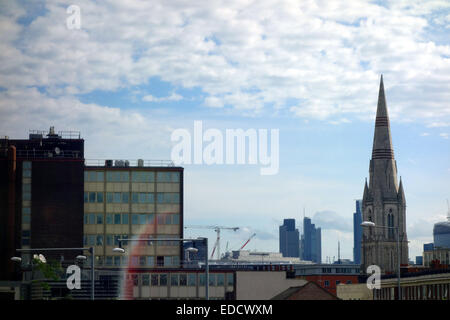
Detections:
0,1,449,262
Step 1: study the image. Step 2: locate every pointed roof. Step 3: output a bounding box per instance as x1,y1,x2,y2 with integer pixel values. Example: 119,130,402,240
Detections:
398,177,405,201
376,75,388,118
371,75,394,160
363,178,370,202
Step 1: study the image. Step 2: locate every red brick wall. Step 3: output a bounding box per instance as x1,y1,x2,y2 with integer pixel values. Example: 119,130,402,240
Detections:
304,275,360,295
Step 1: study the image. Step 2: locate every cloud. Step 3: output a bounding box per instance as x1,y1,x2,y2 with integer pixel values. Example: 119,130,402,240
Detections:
0,0,449,126
142,92,183,102
439,133,449,139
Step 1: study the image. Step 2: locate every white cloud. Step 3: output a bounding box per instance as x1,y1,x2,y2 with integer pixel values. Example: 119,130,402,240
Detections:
440,132,449,139
142,92,183,102
0,0,449,125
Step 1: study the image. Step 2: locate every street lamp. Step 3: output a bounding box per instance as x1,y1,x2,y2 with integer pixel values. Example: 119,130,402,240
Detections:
14,247,95,300
185,247,199,263
361,221,401,300
112,247,125,254
11,257,22,263
113,237,209,300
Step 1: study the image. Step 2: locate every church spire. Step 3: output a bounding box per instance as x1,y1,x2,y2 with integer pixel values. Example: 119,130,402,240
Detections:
372,74,394,160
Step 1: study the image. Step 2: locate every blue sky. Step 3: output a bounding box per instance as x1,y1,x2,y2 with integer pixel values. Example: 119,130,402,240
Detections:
0,0,449,262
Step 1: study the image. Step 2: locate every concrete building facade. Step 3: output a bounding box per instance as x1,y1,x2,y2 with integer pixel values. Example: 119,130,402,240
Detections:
83,161,184,269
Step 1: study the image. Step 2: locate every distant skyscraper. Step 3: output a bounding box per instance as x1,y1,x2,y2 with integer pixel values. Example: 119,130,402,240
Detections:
361,75,409,274
353,200,362,264
301,217,321,263
279,219,300,257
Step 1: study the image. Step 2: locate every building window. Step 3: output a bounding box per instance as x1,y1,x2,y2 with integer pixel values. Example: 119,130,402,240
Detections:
106,235,113,246
147,256,154,267
199,274,205,286
151,274,158,286
106,214,113,224
97,192,104,203
132,171,155,183
217,274,225,286
336,280,341,286
96,214,103,224
114,256,121,266
96,235,103,246
188,274,197,286
139,256,146,267
209,274,216,286
142,274,150,286
131,214,139,225
88,214,95,225
179,274,187,286
171,274,179,286
157,193,180,204
114,214,121,225
89,192,96,203
159,274,168,286
324,280,330,287
164,256,172,266
227,273,234,286
157,171,179,183
157,256,164,267
122,213,129,224
113,193,121,203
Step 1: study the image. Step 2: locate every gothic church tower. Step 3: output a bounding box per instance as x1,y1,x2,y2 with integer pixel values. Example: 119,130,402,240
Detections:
361,75,408,274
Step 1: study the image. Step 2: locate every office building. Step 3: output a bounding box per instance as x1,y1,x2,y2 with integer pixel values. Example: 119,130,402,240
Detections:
279,219,300,258
83,160,183,268
353,200,362,264
0,128,84,281
301,217,321,263
361,76,409,274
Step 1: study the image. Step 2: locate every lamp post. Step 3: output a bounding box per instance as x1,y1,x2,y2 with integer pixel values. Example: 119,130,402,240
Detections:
361,221,401,300
13,247,95,300
114,237,209,300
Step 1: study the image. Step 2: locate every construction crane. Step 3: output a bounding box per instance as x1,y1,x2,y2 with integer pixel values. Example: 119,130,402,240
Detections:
239,233,256,250
184,225,239,260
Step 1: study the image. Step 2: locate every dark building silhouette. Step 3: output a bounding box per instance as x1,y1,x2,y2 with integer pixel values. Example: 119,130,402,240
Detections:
0,128,84,280
353,200,362,264
279,219,300,258
301,217,321,263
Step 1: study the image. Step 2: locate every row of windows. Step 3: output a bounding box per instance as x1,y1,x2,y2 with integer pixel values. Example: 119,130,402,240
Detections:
321,268,358,274
127,273,234,287
92,255,180,267
21,162,31,246
84,213,180,225
84,192,180,204
84,171,180,183
84,234,180,247
376,284,450,300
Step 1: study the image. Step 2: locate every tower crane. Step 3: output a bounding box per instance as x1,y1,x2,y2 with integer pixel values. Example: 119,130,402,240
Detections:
184,225,239,260
239,233,256,250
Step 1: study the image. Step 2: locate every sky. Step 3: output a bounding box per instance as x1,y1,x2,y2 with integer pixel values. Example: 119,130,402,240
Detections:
0,0,449,262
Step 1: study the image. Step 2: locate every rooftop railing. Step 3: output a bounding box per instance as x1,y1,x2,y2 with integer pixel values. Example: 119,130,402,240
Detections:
84,159,176,167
